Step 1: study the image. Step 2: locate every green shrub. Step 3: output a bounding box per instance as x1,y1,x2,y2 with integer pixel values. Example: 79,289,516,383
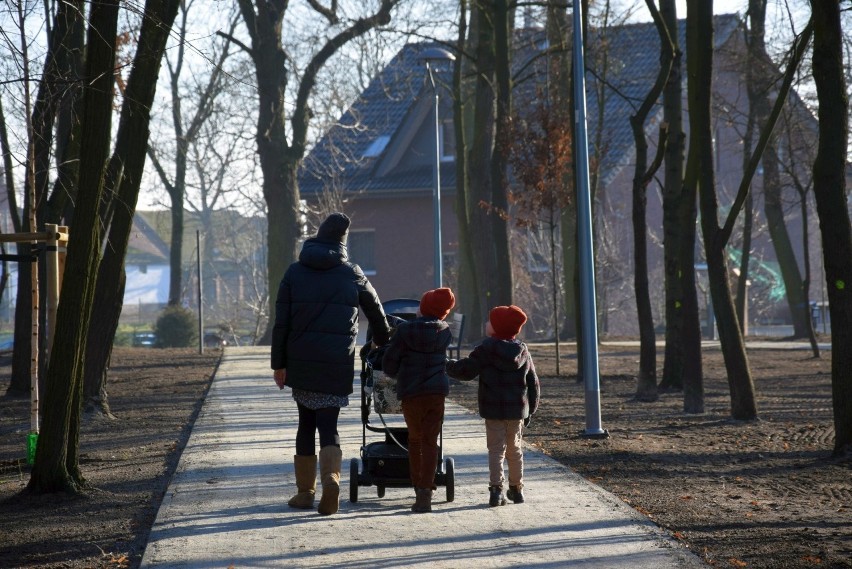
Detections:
113,331,131,346
154,305,198,348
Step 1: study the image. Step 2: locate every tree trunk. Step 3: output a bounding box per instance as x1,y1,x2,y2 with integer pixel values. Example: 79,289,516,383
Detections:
631,0,672,402
453,0,482,341
82,0,181,417
795,178,820,357
673,2,705,413
689,0,756,420
659,0,698,393
547,2,578,340
467,0,499,322
810,0,852,456
742,0,810,339
736,140,754,332
168,198,185,306
29,0,119,494
82,266,123,418
46,0,85,225
737,0,762,332
763,147,810,337
8,261,33,396
489,0,514,306
8,0,84,396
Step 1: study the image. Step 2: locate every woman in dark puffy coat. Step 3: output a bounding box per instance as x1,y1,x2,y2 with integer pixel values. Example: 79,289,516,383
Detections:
382,287,455,513
271,212,390,516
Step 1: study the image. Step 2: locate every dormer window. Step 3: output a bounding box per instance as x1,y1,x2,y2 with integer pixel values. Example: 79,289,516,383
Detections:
363,135,390,158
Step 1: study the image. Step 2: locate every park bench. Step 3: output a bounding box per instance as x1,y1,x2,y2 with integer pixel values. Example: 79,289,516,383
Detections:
447,312,465,359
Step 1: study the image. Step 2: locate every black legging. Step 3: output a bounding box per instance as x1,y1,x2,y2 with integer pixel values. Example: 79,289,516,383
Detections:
295,403,341,456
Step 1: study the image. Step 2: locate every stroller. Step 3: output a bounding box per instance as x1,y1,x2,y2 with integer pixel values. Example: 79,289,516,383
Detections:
349,298,455,503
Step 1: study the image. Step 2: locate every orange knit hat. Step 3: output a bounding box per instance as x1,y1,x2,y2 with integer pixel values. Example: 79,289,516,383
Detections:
419,287,456,320
489,305,528,339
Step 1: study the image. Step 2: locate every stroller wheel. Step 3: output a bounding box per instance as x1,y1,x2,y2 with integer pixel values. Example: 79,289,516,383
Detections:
444,457,455,502
377,485,385,498
349,458,359,503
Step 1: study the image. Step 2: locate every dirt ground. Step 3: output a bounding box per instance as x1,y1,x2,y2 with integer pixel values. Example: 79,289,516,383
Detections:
1,343,850,569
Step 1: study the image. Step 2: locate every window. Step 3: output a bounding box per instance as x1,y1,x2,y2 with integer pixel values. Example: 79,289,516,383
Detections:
347,230,376,274
363,135,390,158
440,119,455,161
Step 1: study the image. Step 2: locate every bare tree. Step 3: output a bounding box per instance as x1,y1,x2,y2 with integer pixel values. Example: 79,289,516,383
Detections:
744,0,813,340
452,0,484,340
460,0,516,328
545,1,578,340
147,1,240,307
630,0,673,402
230,0,402,344
777,104,819,356
2,0,85,397
659,0,703,415
506,90,573,371
688,0,757,420
809,0,852,456
29,0,121,493
82,0,184,418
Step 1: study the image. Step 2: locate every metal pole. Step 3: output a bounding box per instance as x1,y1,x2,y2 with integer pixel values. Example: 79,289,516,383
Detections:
197,230,203,355
429,62,443,288
573,2,606,437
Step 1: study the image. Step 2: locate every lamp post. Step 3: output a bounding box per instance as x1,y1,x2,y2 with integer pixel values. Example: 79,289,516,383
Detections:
421,46,455,289
572,2,607,438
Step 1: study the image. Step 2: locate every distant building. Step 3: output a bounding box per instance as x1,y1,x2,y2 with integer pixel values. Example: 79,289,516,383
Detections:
299,15,828,337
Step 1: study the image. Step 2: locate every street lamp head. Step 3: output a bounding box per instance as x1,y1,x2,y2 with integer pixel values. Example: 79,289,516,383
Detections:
419,46,456,65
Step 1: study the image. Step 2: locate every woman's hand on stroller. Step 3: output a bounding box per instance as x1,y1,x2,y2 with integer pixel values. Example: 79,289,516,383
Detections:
274,369,287,390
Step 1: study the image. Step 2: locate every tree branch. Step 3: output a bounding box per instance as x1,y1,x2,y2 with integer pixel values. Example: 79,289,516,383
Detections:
306,0,339,25
216,30,252,58
291,0,400,154
719,18,814,244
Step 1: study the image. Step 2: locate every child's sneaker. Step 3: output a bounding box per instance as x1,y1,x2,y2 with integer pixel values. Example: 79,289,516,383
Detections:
507,485,525,504
488,485,506,507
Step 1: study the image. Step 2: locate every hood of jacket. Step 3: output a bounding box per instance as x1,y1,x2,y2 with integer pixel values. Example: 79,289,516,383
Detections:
395,317,451,352
298,237,347,270
479,337,530,372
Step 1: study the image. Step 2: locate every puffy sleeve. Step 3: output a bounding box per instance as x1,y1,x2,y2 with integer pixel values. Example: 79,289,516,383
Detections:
446,346,482,381
381,331,404,378
270,270,292,370
355,267,391,346
526,354,540,416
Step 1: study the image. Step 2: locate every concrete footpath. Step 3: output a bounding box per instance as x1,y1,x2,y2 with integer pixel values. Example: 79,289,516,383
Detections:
140,347,706,568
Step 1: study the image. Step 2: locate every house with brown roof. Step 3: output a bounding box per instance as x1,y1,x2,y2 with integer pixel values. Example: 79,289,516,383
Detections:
299,14,827,338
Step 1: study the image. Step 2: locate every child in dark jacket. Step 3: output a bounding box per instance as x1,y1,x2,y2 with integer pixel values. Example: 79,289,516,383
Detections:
382,287,455,513
446,305,540,507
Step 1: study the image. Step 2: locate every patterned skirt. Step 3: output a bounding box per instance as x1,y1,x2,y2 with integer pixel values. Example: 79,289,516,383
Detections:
292,388,349,410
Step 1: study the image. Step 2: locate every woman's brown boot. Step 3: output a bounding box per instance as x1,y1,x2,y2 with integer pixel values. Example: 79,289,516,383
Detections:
287,455,316,509
317,446,343,515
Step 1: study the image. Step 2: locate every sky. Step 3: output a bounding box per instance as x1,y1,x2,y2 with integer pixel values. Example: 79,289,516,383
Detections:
678,0,746,16
630,0,746,22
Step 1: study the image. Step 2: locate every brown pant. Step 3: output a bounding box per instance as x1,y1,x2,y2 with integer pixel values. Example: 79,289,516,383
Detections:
401,394,445,489
485,418,524,488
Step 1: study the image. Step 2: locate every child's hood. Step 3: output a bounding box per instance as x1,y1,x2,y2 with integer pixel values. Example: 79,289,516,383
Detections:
396,317,451,352
480,337,530,371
